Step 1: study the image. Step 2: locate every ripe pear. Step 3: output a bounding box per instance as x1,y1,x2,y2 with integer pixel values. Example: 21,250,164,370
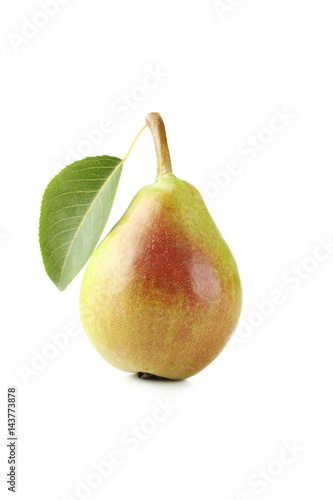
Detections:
79,113,242,380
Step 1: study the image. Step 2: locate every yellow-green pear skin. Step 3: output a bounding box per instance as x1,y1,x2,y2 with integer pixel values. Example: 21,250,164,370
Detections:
79,113,242,379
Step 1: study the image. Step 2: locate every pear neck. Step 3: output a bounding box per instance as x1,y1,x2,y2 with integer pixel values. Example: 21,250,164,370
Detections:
145,113,173,179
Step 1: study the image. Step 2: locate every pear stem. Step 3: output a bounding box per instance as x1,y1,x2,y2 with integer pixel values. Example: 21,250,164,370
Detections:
145,113,173,178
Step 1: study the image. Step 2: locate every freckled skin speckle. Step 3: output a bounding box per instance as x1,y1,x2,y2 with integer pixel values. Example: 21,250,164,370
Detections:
79,173,242,379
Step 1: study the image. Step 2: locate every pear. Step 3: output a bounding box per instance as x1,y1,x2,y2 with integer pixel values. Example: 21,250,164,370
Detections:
79,113,242,380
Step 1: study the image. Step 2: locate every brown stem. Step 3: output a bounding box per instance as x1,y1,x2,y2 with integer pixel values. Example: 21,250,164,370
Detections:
145,113,173,178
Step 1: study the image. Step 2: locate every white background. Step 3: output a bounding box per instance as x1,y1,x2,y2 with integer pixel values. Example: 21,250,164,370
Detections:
1,1,333,499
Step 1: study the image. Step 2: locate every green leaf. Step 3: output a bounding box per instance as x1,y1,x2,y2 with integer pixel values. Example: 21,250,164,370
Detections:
39,155,123,290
